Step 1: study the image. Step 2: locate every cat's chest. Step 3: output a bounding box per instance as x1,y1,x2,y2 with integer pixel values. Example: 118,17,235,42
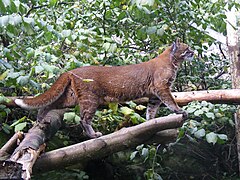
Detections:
165,68,178,87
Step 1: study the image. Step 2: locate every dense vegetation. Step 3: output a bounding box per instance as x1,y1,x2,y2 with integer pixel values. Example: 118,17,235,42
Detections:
0,0,239,179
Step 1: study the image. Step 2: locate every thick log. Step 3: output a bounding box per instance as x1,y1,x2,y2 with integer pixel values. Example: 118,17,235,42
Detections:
6,109,66,180
172,89,240,106
133,89,240,106
33,114,184,172
0,132,23,159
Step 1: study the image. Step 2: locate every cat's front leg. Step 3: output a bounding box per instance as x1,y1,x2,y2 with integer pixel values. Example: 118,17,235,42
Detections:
154,88,188,119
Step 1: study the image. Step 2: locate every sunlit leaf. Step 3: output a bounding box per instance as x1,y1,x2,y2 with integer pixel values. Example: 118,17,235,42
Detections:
130,151,138,160
62,29,71,37
17,75,29,85
14,122,27,132
120,107,134,116
82,79,94,82
205,112,215,119
0,70,9,80
194,109,204,116
136,105,146,111
194,129,205,139
206,132,218,145
217,134,228,141
109,103,118,113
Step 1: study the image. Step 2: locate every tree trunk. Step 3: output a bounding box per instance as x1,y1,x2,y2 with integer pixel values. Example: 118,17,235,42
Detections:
226,7,240,175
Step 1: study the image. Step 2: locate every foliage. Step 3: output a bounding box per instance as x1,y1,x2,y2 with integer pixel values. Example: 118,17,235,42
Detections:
181,101,236,145
0,0,239,179
32,169,89,180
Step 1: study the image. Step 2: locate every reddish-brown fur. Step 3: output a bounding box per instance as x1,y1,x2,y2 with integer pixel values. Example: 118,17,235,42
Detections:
15,40,194,138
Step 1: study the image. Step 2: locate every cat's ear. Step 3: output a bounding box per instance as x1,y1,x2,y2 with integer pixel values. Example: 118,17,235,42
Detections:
171,41,178,55
175,38,181,46
171,38,181,55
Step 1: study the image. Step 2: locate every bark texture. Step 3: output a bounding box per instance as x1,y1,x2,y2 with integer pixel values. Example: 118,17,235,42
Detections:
34,114,183,172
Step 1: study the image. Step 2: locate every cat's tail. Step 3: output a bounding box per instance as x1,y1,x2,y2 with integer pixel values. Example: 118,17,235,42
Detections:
15,72,71,110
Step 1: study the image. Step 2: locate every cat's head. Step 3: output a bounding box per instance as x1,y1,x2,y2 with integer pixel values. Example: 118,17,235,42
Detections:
170,39,194,61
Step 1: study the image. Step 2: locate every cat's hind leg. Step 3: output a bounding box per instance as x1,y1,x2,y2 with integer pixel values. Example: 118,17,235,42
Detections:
79,96,102,138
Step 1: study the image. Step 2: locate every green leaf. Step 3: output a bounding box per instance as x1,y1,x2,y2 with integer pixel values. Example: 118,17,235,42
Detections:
146,26,157,34
23,22,34,35
64,112,76,122
194,109,204,116
11,116,26,127
74,115,81,124
126,101,137,108
0,15,9,27
186,107,196,113
108,43,117,53
194,129,205,138
201,101,208,107
120,107,134,116
135,105,146,111
35,65,44,74
49,0,58,7
2,123,11,134
0,96,11,104
62,29,71,37
0,70,9,80
14,122,27,132
206,132,218,145
17,75,29,85
10,0,17,12
130,113,141,124
217,134,228,141
0,0,6,13
205,112,215,119
2,0,10,7
130,151,138,160
103,42,111,51
141,147,149,158
108,102,118,113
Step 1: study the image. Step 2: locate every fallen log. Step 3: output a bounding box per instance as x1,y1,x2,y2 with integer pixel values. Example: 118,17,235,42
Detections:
0,132,23,159
33,114,183,173
133,89,240,106
172,89,240,106
0,109,67,180
0,107,182,179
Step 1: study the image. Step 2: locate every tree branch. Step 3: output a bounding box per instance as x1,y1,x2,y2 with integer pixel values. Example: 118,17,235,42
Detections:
133,89,240,106
33,114,183,173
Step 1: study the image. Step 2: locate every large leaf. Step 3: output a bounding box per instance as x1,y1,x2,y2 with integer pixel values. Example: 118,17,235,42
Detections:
120,107,134,116
194,129,206,139
14,122,27,132
206,132,218,145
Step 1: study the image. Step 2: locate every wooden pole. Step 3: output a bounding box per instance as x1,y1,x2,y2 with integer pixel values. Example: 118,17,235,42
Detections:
226,7,240,175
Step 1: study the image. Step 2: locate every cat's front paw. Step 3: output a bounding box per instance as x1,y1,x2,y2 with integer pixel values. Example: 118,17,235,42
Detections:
85,131,103,139
175,109,188,120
